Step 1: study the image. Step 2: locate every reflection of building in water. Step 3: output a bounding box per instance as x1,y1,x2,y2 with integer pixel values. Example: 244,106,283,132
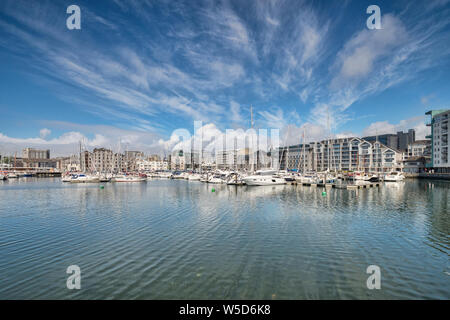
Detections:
278,137,404,173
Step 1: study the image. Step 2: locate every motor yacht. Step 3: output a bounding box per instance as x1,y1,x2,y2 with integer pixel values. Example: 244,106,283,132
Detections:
384,171,405,182
243,170,287,186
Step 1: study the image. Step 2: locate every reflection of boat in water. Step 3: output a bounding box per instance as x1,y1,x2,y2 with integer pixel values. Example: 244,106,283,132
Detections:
243,184,288,196
243,170,286,186
113,174,146,182
384,171,405,182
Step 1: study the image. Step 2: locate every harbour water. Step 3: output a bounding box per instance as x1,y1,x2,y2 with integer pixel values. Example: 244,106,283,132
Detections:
0,178,448,299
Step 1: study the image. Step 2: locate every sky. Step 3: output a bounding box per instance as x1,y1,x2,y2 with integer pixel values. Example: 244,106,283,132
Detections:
0,0,449,157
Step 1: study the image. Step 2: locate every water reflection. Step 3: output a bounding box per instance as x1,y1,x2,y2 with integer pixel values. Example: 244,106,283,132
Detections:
0,178,448,299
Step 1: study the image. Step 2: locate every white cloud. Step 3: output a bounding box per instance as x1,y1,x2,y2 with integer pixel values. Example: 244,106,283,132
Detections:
331,14,408,89
361,116,429,140
39,128,51,139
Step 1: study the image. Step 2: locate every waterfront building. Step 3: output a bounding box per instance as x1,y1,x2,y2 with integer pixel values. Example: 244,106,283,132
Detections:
55,156,80,172
403,156,427,174
426,109,450,173
408,140,431,158
363,129,415,152
279,137,403,173
216,150,237,170
136,159,169,171
22,148,56,168
397,129,416,151
22,148,50,160
92,148,115,173
362,134,398,150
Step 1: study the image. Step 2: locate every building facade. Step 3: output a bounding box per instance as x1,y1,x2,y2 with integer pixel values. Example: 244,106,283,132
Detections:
363,129,415,152
136,159,169,171
22,148,50,160
407,140,431,158
426,109,449,172
279,137,403,173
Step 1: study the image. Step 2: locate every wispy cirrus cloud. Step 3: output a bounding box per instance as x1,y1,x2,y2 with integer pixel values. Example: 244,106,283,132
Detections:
0,0,449,155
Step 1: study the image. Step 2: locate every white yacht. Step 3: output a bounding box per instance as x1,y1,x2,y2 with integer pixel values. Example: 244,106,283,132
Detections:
208,174,226,184
69,174,100,183
243,170,287,186
7,172,18,178
157,171,173,179
188,174,201,181
295,174,318,184
384,171,405,182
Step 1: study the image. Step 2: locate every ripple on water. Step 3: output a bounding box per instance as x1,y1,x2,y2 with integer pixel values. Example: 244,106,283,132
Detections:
0,178,449,299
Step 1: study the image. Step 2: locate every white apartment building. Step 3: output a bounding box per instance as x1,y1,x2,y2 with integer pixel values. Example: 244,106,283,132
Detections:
136,159,169,171
426,109,449,172
408,140,431,158
279,137,404,173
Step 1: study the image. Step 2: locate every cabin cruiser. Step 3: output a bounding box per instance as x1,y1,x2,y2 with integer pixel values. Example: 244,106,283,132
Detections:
172,172,185,179
69,174,100,183
188,174,201,181
243,170,287,186
384,171,405,182
295,173,318,184
208,174,226,184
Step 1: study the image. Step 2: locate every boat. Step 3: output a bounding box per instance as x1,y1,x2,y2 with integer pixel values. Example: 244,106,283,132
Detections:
157,171,173,179
69,174,100,183
7,172,18,178
208,174,226,184
188,174,201,181
172,171,184,179
384,171,405,182
99,176,111,182
243,170,287,186
61,173,76,182
295,174,318,184
0,173,7,180
226,172,245,185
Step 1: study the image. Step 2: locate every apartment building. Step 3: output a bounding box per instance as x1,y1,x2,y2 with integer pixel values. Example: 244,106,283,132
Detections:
279,137,403,173
426,109,449,172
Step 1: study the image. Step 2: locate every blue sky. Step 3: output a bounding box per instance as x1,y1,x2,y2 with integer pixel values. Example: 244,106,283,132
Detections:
0,0,449,156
